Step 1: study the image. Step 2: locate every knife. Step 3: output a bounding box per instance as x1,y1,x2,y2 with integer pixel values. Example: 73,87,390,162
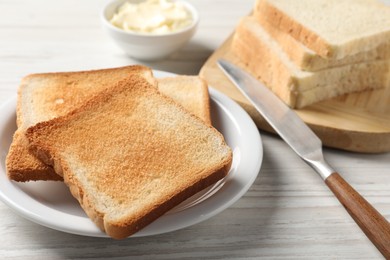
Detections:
218,59,390,258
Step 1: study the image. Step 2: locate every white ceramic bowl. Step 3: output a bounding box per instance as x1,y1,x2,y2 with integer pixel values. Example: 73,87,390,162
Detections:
101,0,199,61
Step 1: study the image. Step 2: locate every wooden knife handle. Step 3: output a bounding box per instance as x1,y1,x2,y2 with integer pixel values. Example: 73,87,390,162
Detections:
325,172,390,258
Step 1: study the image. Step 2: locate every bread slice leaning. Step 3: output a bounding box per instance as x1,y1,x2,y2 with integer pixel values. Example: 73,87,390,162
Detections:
158,76,211,125
26,76,232,239
6,65,156,182
255,0,390,59
253,14,390,72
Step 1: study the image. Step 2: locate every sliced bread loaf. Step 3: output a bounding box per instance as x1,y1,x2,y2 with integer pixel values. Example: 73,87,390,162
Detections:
255,0,390,59
26,76,232,239
232,16,390,108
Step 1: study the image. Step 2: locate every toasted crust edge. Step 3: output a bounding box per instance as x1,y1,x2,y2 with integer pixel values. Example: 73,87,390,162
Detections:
105,159,232,239
198,76,212,125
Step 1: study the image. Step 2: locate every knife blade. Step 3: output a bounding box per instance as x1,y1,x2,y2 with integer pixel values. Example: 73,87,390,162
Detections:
218,59,390,258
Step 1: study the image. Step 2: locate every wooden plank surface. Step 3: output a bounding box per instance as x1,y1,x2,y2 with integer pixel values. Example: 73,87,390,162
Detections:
0,0,389,259
200,34,390,153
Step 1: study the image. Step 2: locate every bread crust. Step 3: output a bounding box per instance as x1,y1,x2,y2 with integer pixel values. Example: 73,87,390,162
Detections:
255,0,390,59
256,0,332,58
252,15,390,72
6,131,62,181
232,19,390,108
26,76,232,239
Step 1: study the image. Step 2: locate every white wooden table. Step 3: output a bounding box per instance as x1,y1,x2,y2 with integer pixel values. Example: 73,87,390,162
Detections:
0,0,389,259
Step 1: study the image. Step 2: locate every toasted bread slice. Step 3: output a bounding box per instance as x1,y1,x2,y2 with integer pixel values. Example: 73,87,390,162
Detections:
255,0,390,59
158,76,211,125
6,65,156,181
26,76,232,239
232,16,390,108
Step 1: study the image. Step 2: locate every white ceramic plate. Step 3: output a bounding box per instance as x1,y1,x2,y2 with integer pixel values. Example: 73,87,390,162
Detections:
0,70,263,238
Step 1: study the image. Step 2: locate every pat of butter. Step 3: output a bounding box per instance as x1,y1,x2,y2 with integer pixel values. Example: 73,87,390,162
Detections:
110,0,193,34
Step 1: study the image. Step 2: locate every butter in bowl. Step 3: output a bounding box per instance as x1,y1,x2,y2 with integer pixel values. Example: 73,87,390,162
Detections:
101,0,199,60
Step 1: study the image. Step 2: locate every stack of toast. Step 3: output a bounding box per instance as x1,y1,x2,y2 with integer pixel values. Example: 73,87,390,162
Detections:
6,65,232,239
232,0,390,108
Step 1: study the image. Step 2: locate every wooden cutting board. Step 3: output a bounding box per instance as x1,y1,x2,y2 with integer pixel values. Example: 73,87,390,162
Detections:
199,34,390,153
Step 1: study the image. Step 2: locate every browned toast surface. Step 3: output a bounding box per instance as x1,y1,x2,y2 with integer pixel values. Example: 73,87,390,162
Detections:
6,67,212,182
158,76,211,125
6,66,155,181
26,76,232,239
